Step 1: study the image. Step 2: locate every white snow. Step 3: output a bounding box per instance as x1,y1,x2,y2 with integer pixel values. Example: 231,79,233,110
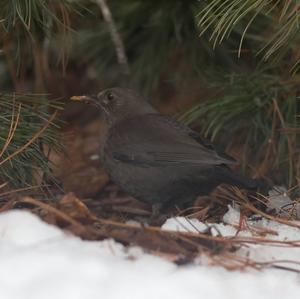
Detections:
0,209,300,299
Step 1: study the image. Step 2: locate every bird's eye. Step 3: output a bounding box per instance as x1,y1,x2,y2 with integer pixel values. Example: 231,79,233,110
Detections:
107,92,114,101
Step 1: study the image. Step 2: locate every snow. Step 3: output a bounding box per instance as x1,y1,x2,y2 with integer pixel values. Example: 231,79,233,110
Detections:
267,186,300,218
0,209,300,299
164,206,300,267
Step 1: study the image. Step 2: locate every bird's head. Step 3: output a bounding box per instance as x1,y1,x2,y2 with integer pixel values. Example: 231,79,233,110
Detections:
70,87,156,125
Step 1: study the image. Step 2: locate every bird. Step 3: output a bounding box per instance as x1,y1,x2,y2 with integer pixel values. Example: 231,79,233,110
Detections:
71,87,264,211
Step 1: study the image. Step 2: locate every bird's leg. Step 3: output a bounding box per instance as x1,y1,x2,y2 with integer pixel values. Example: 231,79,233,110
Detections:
152,203,163,217
148,203,168,226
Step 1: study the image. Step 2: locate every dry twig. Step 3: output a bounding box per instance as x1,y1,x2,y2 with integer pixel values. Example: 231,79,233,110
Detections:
0,110,58,167
95,0,130,75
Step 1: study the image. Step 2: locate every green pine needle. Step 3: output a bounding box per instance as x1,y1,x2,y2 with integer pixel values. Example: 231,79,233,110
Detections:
197,0,300,66
0,93,63,190
181,70,300,186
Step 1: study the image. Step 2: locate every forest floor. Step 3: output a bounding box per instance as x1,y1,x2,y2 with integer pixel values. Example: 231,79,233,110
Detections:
0,185,299,299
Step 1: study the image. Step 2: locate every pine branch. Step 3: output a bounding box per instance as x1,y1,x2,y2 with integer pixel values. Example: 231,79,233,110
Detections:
0,93,63,191
181,70,300,185
0,0,77,84
95,0,130,75
197,0,300,65
75,0,233,92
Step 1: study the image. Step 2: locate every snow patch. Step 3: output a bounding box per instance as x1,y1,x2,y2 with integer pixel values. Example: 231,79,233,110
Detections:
0,210,299,299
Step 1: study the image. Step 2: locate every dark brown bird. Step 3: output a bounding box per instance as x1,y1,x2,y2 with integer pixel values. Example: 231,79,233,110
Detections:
71,88,262,210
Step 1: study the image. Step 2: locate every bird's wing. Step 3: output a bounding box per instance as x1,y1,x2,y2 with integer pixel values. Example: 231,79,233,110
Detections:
108,114,236,167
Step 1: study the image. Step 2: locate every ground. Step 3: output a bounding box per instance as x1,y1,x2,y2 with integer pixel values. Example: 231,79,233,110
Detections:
0,202,299,299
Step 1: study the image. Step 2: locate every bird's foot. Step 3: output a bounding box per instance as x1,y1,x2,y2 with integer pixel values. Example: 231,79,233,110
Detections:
147,203,168,226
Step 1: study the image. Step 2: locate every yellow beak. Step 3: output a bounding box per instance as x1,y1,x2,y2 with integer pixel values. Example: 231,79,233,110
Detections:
70,95,90,102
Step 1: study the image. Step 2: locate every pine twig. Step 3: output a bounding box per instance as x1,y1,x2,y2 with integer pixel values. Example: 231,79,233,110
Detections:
0,111,58,167
0,97,21,158
95,0,130,75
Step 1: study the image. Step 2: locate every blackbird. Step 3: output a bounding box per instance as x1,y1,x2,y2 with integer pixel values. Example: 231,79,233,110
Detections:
71,88,263,209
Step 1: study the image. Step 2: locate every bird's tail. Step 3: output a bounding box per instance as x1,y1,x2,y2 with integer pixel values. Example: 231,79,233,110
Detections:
217,166,270,194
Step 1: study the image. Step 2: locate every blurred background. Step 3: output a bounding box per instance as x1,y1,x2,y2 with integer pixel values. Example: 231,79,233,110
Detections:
0,0,299,200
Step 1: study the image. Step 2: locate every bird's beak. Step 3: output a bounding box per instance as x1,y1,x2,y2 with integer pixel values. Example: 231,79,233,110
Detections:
70,95,98,106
